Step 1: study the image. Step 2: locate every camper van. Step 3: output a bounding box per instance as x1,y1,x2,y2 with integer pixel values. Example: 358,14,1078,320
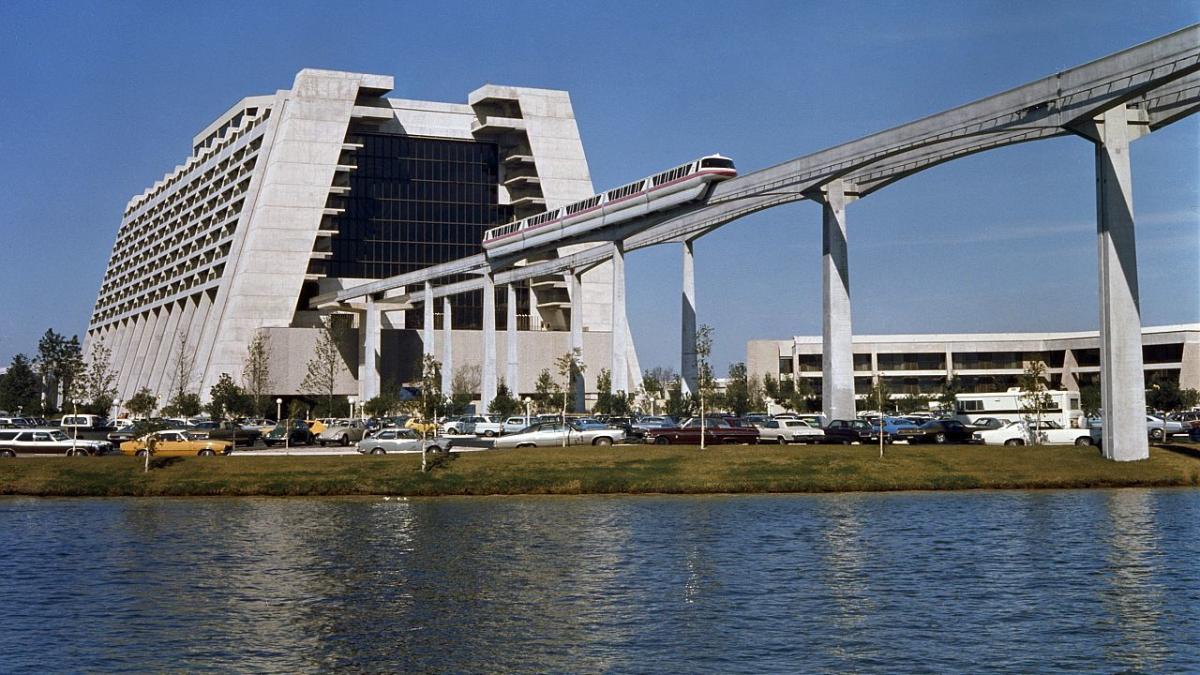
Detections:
954,388,1083,428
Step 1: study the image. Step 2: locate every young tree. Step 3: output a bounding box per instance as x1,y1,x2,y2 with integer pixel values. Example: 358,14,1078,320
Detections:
594,368,614,415
866,378,894,415
748,374,766,414
363,394,399,418
450,364,480,415
554,349,586,444
162,393,202,419
164,329,200,417
695,324,716,450
488,382,521,420
724,362,752,417
785,377,815,415
207,373,250,421
937,375,962,416
301,315,350,417
418,354,446,423
533,368,560,414
241,332,273,418
665,376,693,419
72,341,119,416
1019,361,1053,444
1079,382,1102,420
35,330,83,410
125,387,158,418
0,354,40,414
763,373,780,402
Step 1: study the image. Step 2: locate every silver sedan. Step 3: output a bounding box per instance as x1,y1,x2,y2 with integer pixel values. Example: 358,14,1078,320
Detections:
356,428,447,455
492,421,624,449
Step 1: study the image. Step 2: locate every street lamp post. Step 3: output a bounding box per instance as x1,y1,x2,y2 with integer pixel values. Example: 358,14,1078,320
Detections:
276,398,282,425
349,396,357,421
523,397,532,422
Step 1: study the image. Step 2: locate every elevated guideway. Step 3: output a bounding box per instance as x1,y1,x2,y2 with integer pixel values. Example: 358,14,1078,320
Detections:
319,25,1200,460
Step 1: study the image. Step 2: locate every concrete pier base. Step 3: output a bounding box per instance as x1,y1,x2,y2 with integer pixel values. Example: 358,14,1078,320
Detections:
821,181,856,421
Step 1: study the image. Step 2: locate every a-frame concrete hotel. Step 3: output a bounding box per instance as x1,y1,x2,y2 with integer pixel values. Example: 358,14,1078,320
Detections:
86,69,638,407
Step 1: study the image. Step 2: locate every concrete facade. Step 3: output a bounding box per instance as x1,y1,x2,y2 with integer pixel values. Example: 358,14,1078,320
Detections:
85,69,638,410
748,324,1200,400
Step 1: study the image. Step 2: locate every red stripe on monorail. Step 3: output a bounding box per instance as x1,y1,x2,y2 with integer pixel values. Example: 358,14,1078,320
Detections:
483,168,736,246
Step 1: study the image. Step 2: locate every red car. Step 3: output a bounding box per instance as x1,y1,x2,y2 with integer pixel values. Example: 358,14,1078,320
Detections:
643,417,760,445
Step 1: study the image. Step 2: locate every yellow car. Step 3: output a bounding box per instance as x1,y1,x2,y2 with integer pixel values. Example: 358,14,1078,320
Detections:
120,430,233,457
405,417,438,436
307,419,328,435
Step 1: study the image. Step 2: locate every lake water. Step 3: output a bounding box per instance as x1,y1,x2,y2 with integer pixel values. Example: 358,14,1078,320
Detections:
1,489,1197,673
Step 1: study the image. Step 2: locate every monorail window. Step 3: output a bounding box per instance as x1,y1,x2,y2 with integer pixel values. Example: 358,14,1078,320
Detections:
700,157,735,169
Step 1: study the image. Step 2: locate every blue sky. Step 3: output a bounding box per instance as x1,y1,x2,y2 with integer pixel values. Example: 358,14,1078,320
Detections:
0,1,1196,375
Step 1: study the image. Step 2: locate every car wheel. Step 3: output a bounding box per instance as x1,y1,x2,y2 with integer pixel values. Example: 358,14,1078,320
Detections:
777,437,787,445
1150,428,1164,441
370,448,385,455
0,449,15,458
516,443,535,449
593,436,613,447
427,445,442,453
199,449,215,456
1004,439,1023,446
135,449,148,457
934,433,947,444
654,437,670,445
70,448,88,457
1074,436,1094,446
318,440,326,447
484,430,496,438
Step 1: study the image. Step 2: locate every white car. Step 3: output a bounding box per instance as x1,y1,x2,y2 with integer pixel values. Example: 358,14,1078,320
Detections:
444,415,504,437
755,419,825,444
973,420,1098,447
356,428,447,455
502,416,537,435
493,421,624,448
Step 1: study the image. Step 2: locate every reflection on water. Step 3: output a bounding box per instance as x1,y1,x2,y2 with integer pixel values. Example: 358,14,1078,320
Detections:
1,489,1197,673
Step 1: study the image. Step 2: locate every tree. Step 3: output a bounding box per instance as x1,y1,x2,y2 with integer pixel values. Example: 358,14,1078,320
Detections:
488,382,521,420
748,374,766,414
785,377,818,415
937,375,962,415
665,376,693,418
0,354,40,414
1019,361,1053,444
1146,373,1188,414
450,364,480,415
1079,383,1102,420
125,387,158,418
167,329,197,407
241,332,273,418
555,347,586,417
35,329,83,410
595,368,614,415
301,315,350,417
866,378,894,414
724,362,752,417
207,373,250,421
72,341,119,416
532,368,560,413
363,394,399,418
162,393,202,418
763,373,780,401
418,354,446,423
896,393,933,414
695,324,716,450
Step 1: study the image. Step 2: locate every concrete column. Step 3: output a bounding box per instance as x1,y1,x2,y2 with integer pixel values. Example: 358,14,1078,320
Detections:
611,242,629,393
506,283,519,396
423,282,434,357
681,240,698,396
821,180,856,421
569,270,585,411
1092,105,1149,461
358,297,381,402
482,273,497,411
441,297,453,398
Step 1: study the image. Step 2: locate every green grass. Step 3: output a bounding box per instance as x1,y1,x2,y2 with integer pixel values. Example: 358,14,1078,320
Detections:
2,443,1198,497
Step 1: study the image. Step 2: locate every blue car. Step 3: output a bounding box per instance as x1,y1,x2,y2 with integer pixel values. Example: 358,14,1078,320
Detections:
869,416,922,442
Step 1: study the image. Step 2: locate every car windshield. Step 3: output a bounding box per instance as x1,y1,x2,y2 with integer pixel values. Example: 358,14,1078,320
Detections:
50,431,69,441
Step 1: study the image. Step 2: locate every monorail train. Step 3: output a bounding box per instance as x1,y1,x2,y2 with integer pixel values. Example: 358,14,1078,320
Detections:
482,154,736,258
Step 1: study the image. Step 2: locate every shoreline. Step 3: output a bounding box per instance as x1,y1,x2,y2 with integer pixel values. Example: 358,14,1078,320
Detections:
1,444,1197,498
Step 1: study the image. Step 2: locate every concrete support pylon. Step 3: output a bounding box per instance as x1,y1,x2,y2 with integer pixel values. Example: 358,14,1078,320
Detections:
1089,105,1149,461
506,283,519,396
423,282,434,357
611,242,629,393
681,239,698,396
441,297,453,398
820,180,857,421
482,272,497,412
568,270,585,411
358,297,381,402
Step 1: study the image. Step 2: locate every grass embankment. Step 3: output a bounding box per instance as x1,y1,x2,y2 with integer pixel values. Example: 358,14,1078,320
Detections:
1,444,1198,497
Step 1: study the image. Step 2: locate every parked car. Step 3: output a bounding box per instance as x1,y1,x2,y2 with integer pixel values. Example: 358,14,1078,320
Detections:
969,417,1012,431
120,430,232,457
107,419,171,444
1145,415,1184,441
0,417,33,428
643,417,759,445
755,419,825,444
503,416,537,435
59,414,110,431
356,428,448,455
317,419,369,446
240,418,277,433
870,416,922,442
603,416,645,441
0,429,111,457
188,420,261,447
974,420,1098,446
822,419,881,445
405,417,439,436
263,420,314,447
904,419,976,444
493,421,625,448
632,416,677,434
443,415,505,437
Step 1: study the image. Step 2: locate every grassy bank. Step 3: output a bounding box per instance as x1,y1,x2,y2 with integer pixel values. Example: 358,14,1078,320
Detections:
1,443,1198,497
